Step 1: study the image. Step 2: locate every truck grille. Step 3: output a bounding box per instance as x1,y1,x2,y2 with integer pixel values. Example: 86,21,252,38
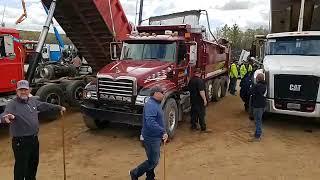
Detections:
98,78,135,102
274,74,320,102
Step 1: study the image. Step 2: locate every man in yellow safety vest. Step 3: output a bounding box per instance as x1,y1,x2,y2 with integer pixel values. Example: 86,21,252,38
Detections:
229,62,238,95
240,61,253,79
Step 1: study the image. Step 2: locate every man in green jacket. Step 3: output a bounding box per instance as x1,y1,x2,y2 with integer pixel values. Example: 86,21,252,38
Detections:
229,62,238,95
240,60,253,79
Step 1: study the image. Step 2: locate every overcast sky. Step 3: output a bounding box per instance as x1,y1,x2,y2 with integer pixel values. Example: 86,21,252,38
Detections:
0,0,270,33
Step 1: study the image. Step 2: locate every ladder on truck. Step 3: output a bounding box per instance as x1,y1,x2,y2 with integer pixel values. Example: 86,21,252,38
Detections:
41,0,131,72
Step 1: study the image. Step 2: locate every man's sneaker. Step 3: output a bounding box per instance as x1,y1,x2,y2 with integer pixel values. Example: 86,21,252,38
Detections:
201,129,213,133
129,170,138,180
248,137,261,142
191,126,200,131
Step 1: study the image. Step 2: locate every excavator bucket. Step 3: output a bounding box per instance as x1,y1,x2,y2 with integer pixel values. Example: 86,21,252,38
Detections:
41,0,131,73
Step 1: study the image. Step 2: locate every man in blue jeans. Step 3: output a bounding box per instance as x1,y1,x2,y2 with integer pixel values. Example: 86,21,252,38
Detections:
249,73,267,142
130,86,168,180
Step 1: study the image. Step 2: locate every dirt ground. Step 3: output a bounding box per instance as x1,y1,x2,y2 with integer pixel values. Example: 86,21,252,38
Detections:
1,94,320,180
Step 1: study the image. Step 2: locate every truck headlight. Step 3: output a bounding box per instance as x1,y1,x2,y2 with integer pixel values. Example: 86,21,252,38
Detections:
85,91,92,99
135,95,150,106
84,90,97,100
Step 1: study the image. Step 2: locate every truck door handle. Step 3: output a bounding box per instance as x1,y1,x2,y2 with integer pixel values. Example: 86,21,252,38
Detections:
11,80,17,84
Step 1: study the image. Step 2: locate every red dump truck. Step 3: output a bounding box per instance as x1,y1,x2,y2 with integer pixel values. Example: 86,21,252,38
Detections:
43,1,231,137
83,23,230,137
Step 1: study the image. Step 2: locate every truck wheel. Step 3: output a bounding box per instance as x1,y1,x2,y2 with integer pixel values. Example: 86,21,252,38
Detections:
205,80,213,102
36,84,64,105
220,76,228,97
66,80,86,107
36,84,64,121
212,79,222,102
163,98,178,138
82,115,109,129
40,65,55,80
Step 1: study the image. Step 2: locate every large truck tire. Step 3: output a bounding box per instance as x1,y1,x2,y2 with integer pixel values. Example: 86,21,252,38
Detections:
36,84,64,121
66,80,86,107
39,64,55,80
220,76,228,98
205,80,213,102
212,79,222,102
36,84,64,105
163,98,178,138
82,115,109,130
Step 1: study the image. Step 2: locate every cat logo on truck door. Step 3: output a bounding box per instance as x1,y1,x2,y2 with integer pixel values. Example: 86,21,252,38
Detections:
289,84,302,92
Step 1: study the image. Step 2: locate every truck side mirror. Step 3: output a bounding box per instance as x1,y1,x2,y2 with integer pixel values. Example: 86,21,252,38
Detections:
110,42,122,61
189,44,197,66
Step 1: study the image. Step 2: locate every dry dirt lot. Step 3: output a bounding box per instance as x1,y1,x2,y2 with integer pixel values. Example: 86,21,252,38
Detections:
1,94,320,180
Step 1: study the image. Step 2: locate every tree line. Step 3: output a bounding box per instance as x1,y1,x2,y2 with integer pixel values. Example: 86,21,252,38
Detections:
18,30,73,45
215,24,269,61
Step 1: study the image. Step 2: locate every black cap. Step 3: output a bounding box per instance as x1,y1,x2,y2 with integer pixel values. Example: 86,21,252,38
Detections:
150,86,163,96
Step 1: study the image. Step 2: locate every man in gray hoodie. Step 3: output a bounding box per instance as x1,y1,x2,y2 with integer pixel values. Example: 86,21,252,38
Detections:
0,80,66,180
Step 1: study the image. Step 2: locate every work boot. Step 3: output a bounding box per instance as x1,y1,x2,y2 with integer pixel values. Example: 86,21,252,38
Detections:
191,126,199,131
200,129,212,133
230,92,237,96
146,169,155,180
129,170,138,180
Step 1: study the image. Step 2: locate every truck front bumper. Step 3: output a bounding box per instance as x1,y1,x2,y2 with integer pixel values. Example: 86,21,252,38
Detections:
80,104,143,126
266,98,320,118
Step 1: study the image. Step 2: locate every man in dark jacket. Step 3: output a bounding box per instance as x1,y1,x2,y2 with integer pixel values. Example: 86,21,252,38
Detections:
0,80,66,180
188,68,211,132
240,71,253,112
130,86,168,180
249,73,267,141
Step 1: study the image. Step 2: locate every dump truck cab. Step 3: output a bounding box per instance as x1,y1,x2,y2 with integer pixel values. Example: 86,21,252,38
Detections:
82,25,198,136
0,28,25,111
262,31,320,117
250,0,320,118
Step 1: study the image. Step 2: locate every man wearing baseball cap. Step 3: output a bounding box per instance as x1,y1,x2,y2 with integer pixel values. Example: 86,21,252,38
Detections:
130,86,168,180
0,80,66,180
188,68,211,132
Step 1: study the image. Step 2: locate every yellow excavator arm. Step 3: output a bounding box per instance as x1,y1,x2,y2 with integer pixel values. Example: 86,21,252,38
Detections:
15,0,27,24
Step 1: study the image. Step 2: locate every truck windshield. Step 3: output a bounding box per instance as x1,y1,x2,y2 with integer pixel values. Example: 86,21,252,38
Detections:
266,36,320,56
121,41,176,62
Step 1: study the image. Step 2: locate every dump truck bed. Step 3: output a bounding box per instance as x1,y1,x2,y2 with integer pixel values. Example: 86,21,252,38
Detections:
42,0,131,72
271,0,320,33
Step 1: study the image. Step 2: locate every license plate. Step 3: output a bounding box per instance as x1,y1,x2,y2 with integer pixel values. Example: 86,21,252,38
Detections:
287,103,301,110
